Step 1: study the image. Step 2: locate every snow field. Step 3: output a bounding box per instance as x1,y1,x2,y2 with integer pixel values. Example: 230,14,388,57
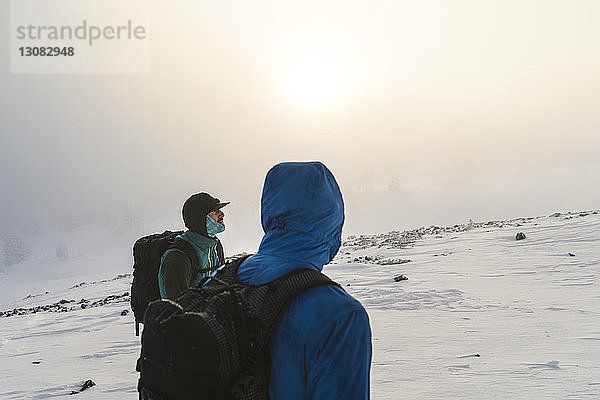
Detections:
0,211,598,399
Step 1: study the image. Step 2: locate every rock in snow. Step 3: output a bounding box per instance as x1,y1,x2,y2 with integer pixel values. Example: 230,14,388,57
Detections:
69,379,95,395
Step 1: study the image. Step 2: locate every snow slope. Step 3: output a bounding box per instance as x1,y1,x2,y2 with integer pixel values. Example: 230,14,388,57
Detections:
0,211,599,399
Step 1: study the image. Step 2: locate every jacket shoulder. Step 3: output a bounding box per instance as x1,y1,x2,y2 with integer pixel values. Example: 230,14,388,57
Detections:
278,283,368,338
159,249,194,300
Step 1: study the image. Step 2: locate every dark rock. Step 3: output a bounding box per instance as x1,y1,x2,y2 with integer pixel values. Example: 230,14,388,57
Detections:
1,292,130,318
568,253,575,257
70,379,96,395
516,232,526,240
393,274,408,282
121,309,129,316
457,353,480,358
32,360,41,364
377,258,411,265
70,274,132,289
80,380,95,391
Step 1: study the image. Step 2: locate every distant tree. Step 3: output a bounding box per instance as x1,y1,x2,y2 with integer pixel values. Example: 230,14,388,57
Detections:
3,228,32,266
56,239,69,260
387,176,401,192
109,200,142,233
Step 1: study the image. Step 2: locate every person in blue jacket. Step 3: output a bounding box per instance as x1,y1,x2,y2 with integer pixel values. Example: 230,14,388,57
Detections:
237,161,372,399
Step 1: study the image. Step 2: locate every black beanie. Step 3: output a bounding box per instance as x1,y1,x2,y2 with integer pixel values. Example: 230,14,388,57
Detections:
182,193,221,236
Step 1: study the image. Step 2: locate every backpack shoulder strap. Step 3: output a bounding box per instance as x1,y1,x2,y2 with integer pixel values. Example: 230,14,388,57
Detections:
249,267,341,333
215,258,340,332
215,256,341,334
223,260,341,398
171,238,200,272
212,255,251,285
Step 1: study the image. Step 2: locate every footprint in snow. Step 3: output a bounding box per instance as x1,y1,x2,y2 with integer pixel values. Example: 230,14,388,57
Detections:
447,364,471,371
527,361,560,369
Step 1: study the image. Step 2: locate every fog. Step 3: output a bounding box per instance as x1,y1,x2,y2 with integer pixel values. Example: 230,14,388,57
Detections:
1,1,599,252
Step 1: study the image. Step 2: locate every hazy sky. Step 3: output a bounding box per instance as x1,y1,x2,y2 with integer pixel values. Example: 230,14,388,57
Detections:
1,0,599,244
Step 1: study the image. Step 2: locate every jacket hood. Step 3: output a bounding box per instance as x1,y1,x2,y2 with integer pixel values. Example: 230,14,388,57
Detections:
257,161,345,269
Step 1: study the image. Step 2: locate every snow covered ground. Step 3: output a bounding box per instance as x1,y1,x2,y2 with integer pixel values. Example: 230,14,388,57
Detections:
0,210,598,399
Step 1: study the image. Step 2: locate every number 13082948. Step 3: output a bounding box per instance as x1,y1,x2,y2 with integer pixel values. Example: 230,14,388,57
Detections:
19,47,75,56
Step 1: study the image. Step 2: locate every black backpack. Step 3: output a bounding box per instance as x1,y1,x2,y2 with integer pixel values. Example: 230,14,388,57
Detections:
136,256,339,400
131,231,199,336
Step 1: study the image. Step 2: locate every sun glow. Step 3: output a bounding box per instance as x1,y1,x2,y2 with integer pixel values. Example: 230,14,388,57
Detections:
281,57,345,110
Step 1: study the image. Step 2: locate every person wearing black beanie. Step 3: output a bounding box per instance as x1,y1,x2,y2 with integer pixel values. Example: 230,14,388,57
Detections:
158,192,229,300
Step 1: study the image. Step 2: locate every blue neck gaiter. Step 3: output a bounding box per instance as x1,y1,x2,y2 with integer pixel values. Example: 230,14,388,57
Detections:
206,215,225,237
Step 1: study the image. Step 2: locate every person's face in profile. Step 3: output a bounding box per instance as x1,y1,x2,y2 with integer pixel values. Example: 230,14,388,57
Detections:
208,209,225,225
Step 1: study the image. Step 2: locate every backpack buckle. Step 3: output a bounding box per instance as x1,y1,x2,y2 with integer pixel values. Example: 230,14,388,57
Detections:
230,375,255,398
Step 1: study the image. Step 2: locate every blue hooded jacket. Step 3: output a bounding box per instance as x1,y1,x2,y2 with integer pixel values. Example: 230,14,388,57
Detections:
237,161,372,400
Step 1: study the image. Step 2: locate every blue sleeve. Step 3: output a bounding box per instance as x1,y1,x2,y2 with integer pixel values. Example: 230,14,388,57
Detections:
306,308,372,399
